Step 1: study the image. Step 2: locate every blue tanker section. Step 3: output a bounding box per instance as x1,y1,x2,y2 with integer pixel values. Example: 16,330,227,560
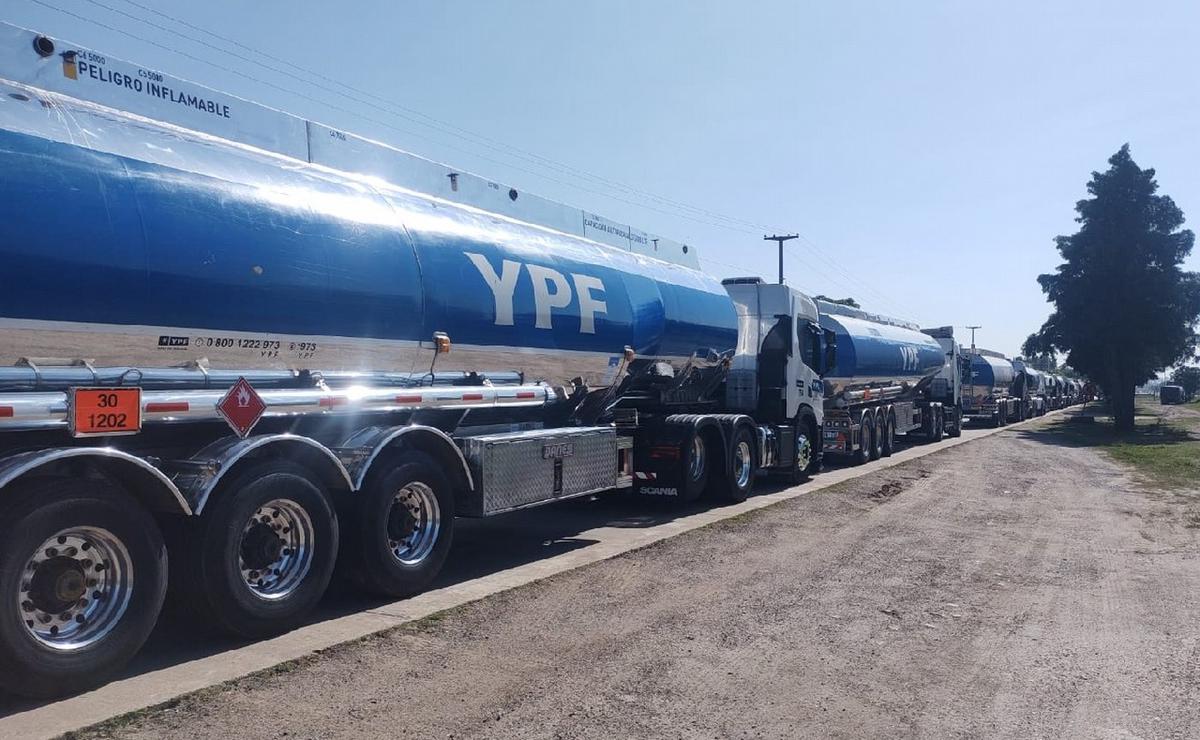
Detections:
0,127,737,368
967,354,1015,391
820,313,945,391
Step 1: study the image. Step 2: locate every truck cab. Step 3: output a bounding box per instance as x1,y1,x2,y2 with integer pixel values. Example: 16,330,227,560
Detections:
921,326,965,437
721,278,834,468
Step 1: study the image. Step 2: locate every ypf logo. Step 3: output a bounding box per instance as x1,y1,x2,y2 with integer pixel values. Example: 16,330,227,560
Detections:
466,252,608,335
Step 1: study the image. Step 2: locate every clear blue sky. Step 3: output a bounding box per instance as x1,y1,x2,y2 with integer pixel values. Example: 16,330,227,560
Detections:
10,1,1199,357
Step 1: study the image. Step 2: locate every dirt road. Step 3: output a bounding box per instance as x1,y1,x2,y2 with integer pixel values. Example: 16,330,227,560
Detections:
83,419,1200,739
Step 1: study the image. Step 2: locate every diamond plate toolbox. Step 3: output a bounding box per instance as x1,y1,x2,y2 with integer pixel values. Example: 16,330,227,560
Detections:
458,427,617,516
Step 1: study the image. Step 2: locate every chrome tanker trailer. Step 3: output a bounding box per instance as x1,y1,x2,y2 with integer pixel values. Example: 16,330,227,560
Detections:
1012,359,1047,417
962,351,1023,426
0,24,864,696
1047,375,1065,409
816,303,949,463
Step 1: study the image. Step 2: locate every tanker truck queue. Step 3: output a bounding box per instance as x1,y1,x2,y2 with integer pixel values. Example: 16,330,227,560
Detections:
0,25,1086,698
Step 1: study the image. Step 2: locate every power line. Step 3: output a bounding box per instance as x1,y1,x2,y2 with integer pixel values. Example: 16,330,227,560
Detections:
83,0,788,236
28,0,784,238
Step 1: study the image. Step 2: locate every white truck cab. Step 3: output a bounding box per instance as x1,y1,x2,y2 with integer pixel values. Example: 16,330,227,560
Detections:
721,278,834,472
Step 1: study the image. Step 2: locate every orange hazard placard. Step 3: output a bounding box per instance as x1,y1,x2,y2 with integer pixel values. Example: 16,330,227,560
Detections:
70,388,142,437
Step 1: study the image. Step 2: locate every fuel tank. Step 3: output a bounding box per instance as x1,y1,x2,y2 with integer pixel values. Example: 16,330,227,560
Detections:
965,353,1016,402
818,305,945,398
0,80,737,386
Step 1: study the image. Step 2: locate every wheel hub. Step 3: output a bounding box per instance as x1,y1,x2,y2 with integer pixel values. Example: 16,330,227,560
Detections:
387,483,441,566
795,434,812,471
387,505,418,543
18,527,133,651
240,523,285,571
238,499,314,601
28,556,88,613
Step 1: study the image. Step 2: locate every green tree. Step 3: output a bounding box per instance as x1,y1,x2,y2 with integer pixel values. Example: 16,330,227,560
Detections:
1028,145,1200,431
1018,346,1058,373
1171,365,1200,400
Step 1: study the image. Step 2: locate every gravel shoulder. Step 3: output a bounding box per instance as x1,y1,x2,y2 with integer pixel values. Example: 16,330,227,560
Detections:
79,418,1200,739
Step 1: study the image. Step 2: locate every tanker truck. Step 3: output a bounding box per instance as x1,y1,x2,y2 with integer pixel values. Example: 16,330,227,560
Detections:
815,306,957,463
0,24,945,697
961,350,1024,426
1047,375,1065,409
1011,359,1047,417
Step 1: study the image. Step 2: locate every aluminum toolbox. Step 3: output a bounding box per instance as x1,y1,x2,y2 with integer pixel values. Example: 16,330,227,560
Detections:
458,426,617,516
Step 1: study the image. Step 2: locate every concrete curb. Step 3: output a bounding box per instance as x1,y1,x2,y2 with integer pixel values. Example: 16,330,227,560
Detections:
0,412,1061,739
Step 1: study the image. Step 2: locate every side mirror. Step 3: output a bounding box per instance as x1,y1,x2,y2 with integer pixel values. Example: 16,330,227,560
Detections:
822,328,838,377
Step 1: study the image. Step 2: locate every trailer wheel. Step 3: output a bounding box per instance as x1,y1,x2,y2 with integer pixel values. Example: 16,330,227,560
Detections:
171,460,337,639
343,452,454,598
713,425,757,503
947,407,963,438
869,412,884,461
0,480,167,699
881,410,896,457
852,411,873,466
679,433,710,502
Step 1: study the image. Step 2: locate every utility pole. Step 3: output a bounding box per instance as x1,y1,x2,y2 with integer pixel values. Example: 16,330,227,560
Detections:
965,325,981,355
964,325,981,388
763,234,799,285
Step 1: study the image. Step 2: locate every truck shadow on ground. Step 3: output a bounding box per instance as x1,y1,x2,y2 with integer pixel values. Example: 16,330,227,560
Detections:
0,471,813,715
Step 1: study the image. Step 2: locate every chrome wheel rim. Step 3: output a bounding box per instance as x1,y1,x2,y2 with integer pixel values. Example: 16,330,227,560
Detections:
19,526,134,651
734,440,753,488
688,437,706,481
388,482,441,566
795,433,812,472
239,498,314,601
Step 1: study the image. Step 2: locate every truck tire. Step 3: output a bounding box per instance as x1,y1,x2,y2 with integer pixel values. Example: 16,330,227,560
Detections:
713,424,757,503
932,406,944,441
869,411,884,461
852,411,873,466
947,407,962,437
679,433,710,503
785,418,815,485
881,410,896,457
170,460,337,639
343,452,455,598
0,479,167,699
